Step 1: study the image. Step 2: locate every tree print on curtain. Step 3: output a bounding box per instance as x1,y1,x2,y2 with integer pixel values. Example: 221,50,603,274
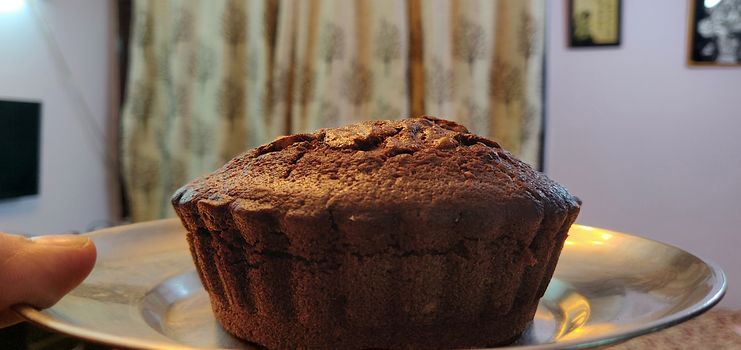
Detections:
321,22,345,73
172,8,194,45
490,58,523,110
134,11,153,48
519,11,536,58
121,0,546,221
218,78,245,125
375,19,401,76
296,65,315,107
127,81,154,126
454,17,486,74
221,1,247,47
190,45,215,88
342,60,374,116
425,57,454,112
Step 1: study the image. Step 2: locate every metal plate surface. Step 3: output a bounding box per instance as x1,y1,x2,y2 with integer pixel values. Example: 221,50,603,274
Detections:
15,219,726,349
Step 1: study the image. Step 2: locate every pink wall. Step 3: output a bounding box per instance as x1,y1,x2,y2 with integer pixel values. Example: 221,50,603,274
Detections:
546,0,741,308
0,0,116,234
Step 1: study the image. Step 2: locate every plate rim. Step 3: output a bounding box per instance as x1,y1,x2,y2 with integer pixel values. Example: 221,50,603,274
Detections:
13,219,208,350
13,221,728,350
509,257,726,350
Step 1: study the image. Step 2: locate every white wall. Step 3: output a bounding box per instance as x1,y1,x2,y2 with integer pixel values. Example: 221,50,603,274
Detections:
0,0,116,235
546,0,741,308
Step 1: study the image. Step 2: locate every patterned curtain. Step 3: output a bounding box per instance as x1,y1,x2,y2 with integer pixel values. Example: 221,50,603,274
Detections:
121,0,546,221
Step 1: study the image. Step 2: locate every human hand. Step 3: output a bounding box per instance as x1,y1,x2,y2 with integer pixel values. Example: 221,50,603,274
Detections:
0,232,96,327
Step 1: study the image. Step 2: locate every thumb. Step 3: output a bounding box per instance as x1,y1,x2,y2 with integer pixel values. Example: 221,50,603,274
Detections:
0,232,96,326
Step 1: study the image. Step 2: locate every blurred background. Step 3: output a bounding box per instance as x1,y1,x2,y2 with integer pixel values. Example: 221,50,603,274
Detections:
0,0,739,348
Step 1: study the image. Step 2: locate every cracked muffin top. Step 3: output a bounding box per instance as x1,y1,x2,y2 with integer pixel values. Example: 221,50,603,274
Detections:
173,116,578,229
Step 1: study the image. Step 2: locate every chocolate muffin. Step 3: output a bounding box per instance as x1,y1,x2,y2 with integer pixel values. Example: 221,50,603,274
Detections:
172,116,581,349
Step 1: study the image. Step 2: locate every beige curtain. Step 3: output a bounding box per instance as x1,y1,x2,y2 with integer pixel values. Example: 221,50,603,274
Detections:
121,0,546,221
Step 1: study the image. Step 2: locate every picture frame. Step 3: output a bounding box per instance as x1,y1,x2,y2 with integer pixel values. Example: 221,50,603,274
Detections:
687,0,741,66
568,0,622,47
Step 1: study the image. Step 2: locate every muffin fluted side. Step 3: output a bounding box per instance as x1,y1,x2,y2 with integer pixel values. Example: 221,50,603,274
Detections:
172,116,581,349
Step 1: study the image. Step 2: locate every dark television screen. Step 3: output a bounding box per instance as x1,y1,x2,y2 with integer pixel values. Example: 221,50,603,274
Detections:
0,100,41,200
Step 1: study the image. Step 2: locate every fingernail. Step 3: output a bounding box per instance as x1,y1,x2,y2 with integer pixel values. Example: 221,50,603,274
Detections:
31,235,90,248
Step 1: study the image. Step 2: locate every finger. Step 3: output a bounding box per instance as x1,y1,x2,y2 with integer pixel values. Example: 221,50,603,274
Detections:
0,233,97,318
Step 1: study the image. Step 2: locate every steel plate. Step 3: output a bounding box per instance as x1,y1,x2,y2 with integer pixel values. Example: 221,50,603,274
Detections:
14,219,726,349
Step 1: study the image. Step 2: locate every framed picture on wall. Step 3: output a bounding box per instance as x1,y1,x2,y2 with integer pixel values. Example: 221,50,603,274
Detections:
688,0,741,66
568,0,622,47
